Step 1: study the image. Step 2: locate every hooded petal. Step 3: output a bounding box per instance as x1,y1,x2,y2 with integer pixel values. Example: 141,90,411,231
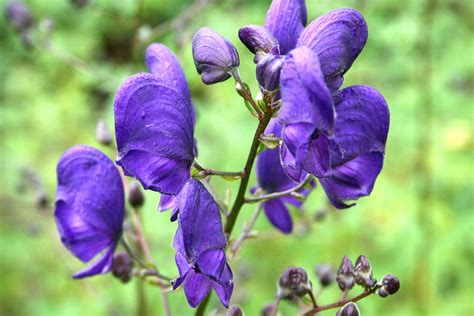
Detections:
238,25,279,62
192,27,240,84
183,271,213,308
297,9,368,91
212,263,234,308
264,0,307,54
197,249,226,281
73,244,116,279
54,145,124,265
173,180,226,262
263,198,293,234
114,73,195,195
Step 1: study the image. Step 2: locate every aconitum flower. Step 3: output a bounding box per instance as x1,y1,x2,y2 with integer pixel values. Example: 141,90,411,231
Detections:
255,120,312,233
54,145,124,279
192,27,240,84
173,180,233,308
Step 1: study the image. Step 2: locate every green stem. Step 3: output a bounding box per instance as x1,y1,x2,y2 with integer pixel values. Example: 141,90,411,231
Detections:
194,293,211,316
245,175,314,204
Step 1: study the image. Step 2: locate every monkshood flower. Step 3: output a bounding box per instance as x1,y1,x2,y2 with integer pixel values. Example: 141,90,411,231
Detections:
255,120,312,233
192,27,240,84
54,145,124,279
173,180,233,308
114,44,196,218
238,25,279,63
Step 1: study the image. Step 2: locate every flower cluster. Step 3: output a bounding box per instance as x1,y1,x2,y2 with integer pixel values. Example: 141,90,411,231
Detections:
52,0,391,312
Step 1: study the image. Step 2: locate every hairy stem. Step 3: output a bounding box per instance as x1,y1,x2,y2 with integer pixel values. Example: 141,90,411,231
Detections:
245,174,314,204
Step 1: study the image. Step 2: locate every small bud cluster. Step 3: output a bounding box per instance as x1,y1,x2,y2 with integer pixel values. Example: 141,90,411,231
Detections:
336,302,360,316
277,266,312,300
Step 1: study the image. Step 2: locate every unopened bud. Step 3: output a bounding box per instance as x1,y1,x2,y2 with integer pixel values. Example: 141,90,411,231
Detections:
336,256,355,291
377,274,400,297
277,266,311,299
227,305,244,316
354,255,376,288
315,264,335,287
256,54,285,92
261,304,276,316
128,181,145,208
112,252,134,283
4,1,33,32
336,302,360,316
95,120,113,146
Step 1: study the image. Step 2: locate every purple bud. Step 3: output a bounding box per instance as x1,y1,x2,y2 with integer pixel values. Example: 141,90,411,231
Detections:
261,304,276,316
95,120,113,146
128,181,145,209
192,27,240,84
238,25,279,63
277,266,311,299
377,274,400,297
315,264,335,287
4,1,33,32
353,255,376,287
112,252,134,283
336,302,360,316
256,54,285,92
227,305,243,316
336,256,355,291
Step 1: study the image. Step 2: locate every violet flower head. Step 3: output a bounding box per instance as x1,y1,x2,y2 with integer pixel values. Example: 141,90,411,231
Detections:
238,25,279,63
54,145,124,279
255,120,312,234
114,44,196,197
192,27,240,84
173,180,233,308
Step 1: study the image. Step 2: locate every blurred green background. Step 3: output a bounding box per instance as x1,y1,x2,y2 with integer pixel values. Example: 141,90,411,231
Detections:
1,0,473,315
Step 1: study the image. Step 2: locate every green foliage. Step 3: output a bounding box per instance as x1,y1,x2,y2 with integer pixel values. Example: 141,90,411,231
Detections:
0,0,472,315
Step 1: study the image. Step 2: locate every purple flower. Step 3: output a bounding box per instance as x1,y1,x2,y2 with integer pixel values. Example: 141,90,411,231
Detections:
172,180,233,308
320,85,389,208
238,25,279,63
4,1,34,32
256,120,313,233
114,44,196,196
256,54,285,92
54,145,124,279
192,27,240,84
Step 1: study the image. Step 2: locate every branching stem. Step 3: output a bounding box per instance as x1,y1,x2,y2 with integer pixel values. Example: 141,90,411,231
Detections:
245,174,314,204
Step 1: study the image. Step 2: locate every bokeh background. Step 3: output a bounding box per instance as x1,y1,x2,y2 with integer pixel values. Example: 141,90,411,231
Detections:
1,0,473,315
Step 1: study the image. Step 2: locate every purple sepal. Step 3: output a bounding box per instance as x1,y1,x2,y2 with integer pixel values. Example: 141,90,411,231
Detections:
256,54,285,92
238,25,279,61
159,193,180,221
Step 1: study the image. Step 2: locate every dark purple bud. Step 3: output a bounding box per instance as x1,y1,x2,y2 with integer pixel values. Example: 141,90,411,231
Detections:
4,1,33,32
95,120,113,146
354,255,376,287
256,54,285,92
112,252,134,283
377,274,400,297
70,0,89,8
192,27,240,84
35,190,49,209
227,305,243,316
261,304,276,316
336,302,360,316
336,256,355,291
315,264,335,287
128,181,145,209
277,267,311,299
238,25,279,63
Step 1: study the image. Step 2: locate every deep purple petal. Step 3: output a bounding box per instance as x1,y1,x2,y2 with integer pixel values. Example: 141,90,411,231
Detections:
114,73,195,195
159,193,180,221
256,54,285,92
183,271,213,308
173,180,226,262
197,249,226,280
320,152,384,209
238,25,279,58
264,0,307,54
212,263,234,308
300,133,331,178
280,140,305,183
54,145,124,263
331,85,389,165
192,27,240,84
72,244,115,279
263,198,293,234
297,9,368,91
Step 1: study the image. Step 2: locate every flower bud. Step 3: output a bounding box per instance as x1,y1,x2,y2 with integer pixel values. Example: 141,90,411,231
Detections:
336,302,360,316
353,255,376,288
192,27,240,84
261,304,276,316
227,305,244,316
238,25,279,63
315,264,335,287
377,274,400,297
336,256,355,291
128,181,145,209
112,252,134,283
277,267,311,299
4,1,33,32
95,120,113,146
256,54,285,92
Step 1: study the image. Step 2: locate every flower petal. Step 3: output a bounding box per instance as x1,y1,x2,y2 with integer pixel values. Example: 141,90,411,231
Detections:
212,263,234,308
54,145,124,262
72,244,116,279
263,198,293,234
264,0,307,54
320,152,384,209
256,54,285,92
183,271,213,308
297,9,368,91
300,133,331,178
114,73,195,195
238,25,279,58
197,249,226,280
280,140,305,182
